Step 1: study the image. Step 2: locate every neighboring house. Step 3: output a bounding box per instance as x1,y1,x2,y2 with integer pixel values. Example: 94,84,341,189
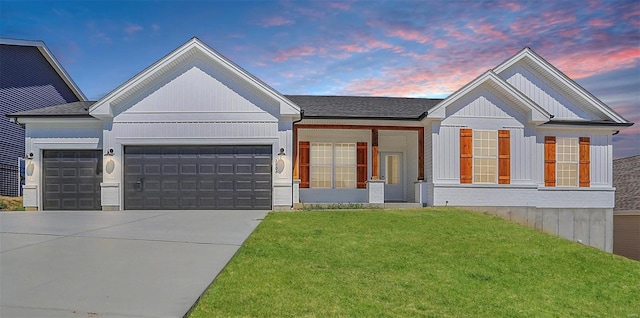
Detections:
7,38,633,252
613,155,640,260
0,38,85,196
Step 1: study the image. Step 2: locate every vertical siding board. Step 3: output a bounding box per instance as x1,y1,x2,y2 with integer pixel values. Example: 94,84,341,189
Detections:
580,137,590,187
544,136,556,187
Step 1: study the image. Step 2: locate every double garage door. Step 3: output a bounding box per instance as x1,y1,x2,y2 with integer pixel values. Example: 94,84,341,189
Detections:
124,145,272,210
42,146,272,211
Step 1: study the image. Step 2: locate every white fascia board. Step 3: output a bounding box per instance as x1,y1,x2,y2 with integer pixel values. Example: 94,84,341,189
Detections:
14,117,100,125
89,38,300,118
494,47,629,124
425,70,550,123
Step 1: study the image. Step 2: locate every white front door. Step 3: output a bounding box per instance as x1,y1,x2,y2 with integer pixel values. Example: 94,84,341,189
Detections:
381,152,404,201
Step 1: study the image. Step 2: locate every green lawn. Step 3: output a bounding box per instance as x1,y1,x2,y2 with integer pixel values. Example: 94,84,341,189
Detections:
189,208,640,317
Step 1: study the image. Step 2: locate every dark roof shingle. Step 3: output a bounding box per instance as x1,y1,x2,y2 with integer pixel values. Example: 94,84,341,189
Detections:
613,155,640,211
285,95,442,120
7,101,95,117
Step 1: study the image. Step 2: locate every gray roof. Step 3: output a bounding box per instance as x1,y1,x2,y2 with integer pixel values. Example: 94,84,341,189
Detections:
6,101,95,117
613,155,640,211
285,95,442,120
7,96,444,120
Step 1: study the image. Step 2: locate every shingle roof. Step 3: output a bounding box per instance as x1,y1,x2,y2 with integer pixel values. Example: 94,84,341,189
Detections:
6,101,95,117
285,95,442,120
613,155,640,211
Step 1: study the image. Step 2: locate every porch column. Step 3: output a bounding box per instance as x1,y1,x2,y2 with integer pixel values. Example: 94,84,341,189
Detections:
293,126,299,179
418,127,424,181
371,128,379,180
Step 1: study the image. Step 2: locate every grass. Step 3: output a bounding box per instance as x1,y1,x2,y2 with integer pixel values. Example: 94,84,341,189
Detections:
0,196,24,211
189,208,640,317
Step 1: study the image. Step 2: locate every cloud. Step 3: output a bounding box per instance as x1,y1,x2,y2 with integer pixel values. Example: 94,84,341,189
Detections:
329,2,350,10
124,23,143,34
273,45,317,62
261,16,294,27
151,24,160,31
552,47,640,79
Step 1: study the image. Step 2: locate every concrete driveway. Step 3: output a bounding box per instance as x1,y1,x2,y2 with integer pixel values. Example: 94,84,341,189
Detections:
0,210,268,318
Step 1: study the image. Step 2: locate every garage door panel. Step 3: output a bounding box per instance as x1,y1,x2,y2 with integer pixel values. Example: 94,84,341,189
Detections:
124,146,272,210
43,150,102,211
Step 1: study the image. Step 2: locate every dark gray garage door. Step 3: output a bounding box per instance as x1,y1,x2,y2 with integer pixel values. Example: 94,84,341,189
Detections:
124,146,272,210
42,150,102,210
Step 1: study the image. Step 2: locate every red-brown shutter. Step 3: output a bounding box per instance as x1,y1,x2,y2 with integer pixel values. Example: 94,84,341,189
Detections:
579,137,590,187
544,136,556,187
356,142,368,189
460,129,473,184
299,141,310,188
498,130,511,184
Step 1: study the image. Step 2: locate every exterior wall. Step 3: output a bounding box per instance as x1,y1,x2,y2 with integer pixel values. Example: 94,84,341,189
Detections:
498,63,601,120
461,206,614,252
100,57,292,210
0,45,80,196
297,127,419,204
298,128,370,203
613,211,640,260
22,120,103,210
430,85,615,209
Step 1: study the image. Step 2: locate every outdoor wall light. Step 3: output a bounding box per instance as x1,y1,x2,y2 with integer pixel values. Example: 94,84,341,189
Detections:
26,162,35,176
276,148,286,173
106,159,115,174
26,152,34,159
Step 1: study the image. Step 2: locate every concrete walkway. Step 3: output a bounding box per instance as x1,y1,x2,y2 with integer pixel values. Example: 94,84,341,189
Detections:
0,210,268,318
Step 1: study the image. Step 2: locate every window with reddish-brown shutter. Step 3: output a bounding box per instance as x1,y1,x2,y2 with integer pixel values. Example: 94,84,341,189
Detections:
579,137,590,187
460,128,473,184
299,141,310,188
356,142,367,189
498,130,511,184
544,136,556,187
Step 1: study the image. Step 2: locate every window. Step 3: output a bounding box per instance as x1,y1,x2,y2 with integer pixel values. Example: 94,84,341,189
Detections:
310,143,332,188
544,136,590,188
310,143,356,189
334,143,356,188
473,130,498,183
556,137,578,187
460,129,510,185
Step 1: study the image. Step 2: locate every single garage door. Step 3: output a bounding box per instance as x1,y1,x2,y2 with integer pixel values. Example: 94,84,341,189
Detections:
124,145,272,210
42,150,102,210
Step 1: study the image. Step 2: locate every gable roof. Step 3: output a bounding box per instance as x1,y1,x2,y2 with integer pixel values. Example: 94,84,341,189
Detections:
286,95,440,120
493,47,630,124
613,155,640,211
426,70,551,123
0,38,86,101
89,37,299,119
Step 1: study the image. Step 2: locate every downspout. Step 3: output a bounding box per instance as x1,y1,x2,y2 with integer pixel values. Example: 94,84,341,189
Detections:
291,110,304,209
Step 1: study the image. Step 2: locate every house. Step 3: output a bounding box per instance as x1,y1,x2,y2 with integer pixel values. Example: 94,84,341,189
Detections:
0,38,86,197
7,38,632,252
613,155,640,260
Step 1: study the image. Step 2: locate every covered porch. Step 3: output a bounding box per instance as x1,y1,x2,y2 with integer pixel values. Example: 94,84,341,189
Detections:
292,124,426,205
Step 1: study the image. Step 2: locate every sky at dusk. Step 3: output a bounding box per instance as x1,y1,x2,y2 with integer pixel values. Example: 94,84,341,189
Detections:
1,0,638,158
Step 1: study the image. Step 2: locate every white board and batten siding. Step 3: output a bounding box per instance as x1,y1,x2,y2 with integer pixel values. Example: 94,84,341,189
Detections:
429,80,615,209
99,55,293,209
499,64,602,120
